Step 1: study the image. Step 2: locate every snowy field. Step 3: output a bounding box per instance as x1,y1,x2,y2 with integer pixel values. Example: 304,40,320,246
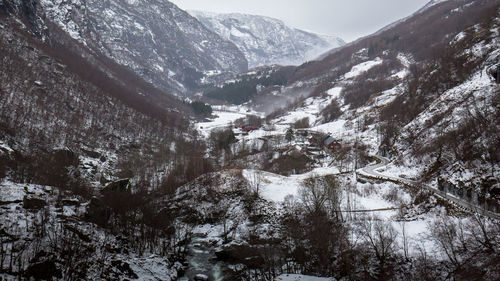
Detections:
196,111,247,137
343,57,383,79
242,166,340,202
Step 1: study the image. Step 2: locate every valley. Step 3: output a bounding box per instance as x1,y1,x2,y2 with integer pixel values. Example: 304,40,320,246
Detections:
0,0,499,280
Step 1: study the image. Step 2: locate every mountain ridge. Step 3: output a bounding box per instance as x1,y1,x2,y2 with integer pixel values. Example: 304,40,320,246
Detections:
190,10,345,68
39,0,248,96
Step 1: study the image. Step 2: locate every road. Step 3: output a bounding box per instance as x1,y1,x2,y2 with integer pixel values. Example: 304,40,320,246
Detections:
357,155,500,221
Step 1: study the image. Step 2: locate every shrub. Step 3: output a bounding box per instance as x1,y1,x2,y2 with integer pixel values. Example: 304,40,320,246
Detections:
293,117,310,129
321,100,342,122
285,128,294,142
210,127,237,151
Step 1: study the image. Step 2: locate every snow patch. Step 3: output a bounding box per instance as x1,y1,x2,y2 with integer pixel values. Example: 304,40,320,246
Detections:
0,141,13,153
243,166,340,203
344,58,383,79
196,111,247,138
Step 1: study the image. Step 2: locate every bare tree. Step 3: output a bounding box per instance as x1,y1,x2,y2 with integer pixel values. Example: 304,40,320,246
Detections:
248,170,263,197
398,209,410,261
299,175,329,214
300,175,341,218
359,218,398,280
430,215,500,280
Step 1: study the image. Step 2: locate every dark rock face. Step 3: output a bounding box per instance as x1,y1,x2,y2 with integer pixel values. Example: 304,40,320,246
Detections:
26,251,62,280
52,148,79,167
26,260,61,280
103,178,130,193
23,196,46,210
490,64,499,83
85,197,112,227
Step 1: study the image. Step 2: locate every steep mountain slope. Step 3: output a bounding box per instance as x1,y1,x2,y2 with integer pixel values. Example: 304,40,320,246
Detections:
233,0,499,198
190,11,345,68
0,3,214,279
39,0,248,95
0,0,190,147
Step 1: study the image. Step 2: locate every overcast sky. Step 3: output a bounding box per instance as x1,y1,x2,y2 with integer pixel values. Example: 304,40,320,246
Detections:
170,0,431,42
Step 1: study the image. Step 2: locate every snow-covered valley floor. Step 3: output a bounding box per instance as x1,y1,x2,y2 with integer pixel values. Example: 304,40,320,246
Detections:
192,104,490,279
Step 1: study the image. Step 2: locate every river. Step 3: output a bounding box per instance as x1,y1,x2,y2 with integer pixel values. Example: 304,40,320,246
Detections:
178,233,230,281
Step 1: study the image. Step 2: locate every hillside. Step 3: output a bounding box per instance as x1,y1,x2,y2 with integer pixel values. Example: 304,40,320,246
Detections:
232,0,500,198
185,2,500,277
191,11,345,68
0,2,214,279
39,0,248,95
0,0,499,280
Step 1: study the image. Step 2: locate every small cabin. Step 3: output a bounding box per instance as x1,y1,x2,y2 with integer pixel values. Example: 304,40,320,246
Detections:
323,136,342,150
309,134,342,151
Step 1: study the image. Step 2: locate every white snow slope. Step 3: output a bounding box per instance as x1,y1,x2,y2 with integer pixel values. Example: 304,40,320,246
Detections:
190,11,345,68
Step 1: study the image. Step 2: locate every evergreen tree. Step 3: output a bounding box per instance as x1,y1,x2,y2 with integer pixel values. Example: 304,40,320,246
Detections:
285,128,294,142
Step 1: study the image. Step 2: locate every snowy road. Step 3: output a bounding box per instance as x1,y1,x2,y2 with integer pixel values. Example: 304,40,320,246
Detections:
358,155,500,221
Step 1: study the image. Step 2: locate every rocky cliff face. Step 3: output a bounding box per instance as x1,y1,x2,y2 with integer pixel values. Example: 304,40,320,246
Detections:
190,11,345,68
39,0,248,95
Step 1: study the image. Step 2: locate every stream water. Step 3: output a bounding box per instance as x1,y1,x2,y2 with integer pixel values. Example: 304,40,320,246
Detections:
178,234,230,281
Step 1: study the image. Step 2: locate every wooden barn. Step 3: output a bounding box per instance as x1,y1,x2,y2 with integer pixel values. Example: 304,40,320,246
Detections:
309,133,342,151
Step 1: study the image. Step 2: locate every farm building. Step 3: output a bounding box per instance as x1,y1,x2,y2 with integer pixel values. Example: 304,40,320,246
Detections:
309,133,342,151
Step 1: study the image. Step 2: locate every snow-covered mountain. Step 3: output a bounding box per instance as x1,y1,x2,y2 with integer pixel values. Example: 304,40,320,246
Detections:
190,11,345,68
1,0,499,280
203,0,500,201
233,0,500,199
39,0,248,95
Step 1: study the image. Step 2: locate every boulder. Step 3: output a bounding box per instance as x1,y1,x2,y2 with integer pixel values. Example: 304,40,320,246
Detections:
26,251,62,280
23,196,46,210
84,197,111,227
103,178,130,193
110,260,138,279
